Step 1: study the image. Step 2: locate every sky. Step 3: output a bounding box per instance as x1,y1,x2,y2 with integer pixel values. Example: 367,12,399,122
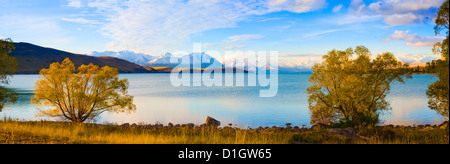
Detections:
0,0,447,68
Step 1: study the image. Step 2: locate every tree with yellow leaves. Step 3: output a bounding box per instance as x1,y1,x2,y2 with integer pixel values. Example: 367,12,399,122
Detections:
0,38,18,111
31,58,136,123
307,46,412,127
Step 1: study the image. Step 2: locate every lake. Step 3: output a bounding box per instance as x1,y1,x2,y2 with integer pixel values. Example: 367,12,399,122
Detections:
1,74,445,128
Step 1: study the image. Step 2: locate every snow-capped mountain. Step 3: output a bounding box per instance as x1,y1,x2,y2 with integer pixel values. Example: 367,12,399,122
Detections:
148,53,178,64
90,51,155,65
145,52,223,68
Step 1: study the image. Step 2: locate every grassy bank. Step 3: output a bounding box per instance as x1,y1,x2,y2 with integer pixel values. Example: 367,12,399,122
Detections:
0,120,448,144
0,121,293,144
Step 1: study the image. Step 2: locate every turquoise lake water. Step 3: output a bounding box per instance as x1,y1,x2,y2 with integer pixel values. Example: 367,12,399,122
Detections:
1,74,445,128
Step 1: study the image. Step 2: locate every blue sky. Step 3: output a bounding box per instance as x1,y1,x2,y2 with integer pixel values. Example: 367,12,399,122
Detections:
0,0,447,67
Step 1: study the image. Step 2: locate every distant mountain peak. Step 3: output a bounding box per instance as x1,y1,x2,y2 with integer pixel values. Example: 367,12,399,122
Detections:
90,51,155,65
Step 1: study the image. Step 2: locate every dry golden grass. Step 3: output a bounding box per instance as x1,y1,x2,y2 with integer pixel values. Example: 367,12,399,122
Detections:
1,120,447,144
0,121,293,144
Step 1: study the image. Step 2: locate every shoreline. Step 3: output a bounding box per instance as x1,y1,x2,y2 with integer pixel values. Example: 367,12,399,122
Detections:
1,116,446,130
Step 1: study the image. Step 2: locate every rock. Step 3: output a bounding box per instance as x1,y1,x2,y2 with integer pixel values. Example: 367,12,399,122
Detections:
293,126,301,132
206,116,221,127
327,128,358,139
168,122,174,128
131,123,137,128
155,124,164,129
439,121,448,129
257,127,264,131
285,123,292,130
386,124,394,128
286,126,292,130
121,123,130,128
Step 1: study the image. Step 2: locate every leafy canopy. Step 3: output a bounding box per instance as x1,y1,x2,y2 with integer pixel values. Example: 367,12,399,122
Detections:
31,58,136,123
307,46,411,127
0,38,18,111
428,0,449,119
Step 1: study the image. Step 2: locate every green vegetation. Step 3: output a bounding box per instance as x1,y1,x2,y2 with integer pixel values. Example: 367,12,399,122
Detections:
427,0,449,119
0,38,18,111
307,46,411,127
31,58,136,123
292,125,449,144
410,60,440,74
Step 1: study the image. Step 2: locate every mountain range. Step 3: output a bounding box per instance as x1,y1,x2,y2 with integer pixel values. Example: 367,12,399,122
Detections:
92,50,311,73
10,43,152,74
9,42,313,74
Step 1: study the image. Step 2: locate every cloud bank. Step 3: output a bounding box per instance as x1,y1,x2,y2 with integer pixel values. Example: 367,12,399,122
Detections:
385,30,445,48
348,0,445,25
65,0,327,53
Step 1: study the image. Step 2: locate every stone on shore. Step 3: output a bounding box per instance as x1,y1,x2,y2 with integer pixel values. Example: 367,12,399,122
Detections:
327,128,358,139
206,116,221,127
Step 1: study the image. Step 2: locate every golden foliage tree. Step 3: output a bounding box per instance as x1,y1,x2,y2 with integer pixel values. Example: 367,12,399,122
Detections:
0,38,18,111
307,46,412,127
31,58,136,123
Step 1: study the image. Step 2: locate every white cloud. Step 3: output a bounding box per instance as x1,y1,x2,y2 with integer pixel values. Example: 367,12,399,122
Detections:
84,0,270,53
368,0,445,14
61,18,102,25
223,45,248,50
268,0,327,13
385,30,445,48
66,0,82,8
337,14,383,25
396,53,439,65
349,0,367,15
303,29,342,38
64,0,328,53
279,54,323,68
332,4,343,13
383,13,419,25
346,0,445,25
225,35,263,42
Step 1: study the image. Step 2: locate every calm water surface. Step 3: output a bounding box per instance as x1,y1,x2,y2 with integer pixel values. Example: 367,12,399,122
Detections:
1,74,445,128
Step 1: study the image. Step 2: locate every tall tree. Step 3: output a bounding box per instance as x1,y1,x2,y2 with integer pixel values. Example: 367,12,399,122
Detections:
31,58,136,123
427,0,449,119
307,46,411,127
0,38,18,111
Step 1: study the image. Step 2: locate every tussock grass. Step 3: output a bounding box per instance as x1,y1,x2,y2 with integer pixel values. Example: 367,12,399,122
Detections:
0,121,293,144
1,120,447,144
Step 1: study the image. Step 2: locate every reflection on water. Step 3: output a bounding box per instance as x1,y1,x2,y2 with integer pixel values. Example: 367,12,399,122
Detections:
1,74,445,127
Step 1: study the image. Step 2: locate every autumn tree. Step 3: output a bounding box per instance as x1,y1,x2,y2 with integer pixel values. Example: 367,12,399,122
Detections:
427,0,449,119
307,46,411,127
31,58,136,123
0,38,18,111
